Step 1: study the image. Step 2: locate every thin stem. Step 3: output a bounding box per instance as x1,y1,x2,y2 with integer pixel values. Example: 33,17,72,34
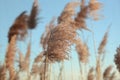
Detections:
79,61,83,80
44,57,47,80
70,59,74,80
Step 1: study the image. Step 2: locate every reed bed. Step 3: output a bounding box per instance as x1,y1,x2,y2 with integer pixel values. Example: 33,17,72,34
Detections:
0,0,120,80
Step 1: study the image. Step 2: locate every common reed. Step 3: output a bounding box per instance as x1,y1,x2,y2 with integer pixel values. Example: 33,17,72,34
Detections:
8,0,39,42
8,12,28,42
39,0,102,63
75,39,89,63
96,56,101,80
0,63,6,80
98,29,109,54
34,51,45,63
74,0,89,30
43,2,80,62
0,0,119,80
5,35,17,80
18,42,31,71
103,66,113,80
28,0,39,29
89,0,102,20
87,67,94,80
114,46,120,72
40,18,56,51
58,2,80,24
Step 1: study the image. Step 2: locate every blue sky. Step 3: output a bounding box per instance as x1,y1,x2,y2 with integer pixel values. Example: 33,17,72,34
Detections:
0,0,120,76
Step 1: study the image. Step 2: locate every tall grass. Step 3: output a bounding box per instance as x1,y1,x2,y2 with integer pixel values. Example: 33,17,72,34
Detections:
0,0,119,80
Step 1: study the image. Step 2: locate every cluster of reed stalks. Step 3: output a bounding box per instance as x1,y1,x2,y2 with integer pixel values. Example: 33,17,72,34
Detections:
0,0,120,80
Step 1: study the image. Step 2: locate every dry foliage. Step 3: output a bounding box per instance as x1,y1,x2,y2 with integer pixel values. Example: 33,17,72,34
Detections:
87,67,95,80
5,35,17,80
98,30,108,54
28,0,39,29
8,12,28,42
0,64,6,80
8,0,39,42
0,0,119,80
114,46,120,72
103,66,113,80
75,39,89,63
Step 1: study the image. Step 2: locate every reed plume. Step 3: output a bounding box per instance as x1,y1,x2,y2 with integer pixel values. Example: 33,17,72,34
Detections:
44,2,80,62
75,39,89,63
114,46,120,72
98,29,109,54
74,0,89,30
103,66,113,80
87,67,95,80
40,0,102,62
74,0,102,30
28,0,39,29
8,12,28,42
58,2,80,24
31,52,45,80
40,19,56,79
8,0,39,42
34,51,45,63
41,18,75,62
40,18,56,50
96,56,101,80
89,0,102,20
46,23,76,62
5,35,17,80
18,42,31,71
0,64,6,80
14,44,31,80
